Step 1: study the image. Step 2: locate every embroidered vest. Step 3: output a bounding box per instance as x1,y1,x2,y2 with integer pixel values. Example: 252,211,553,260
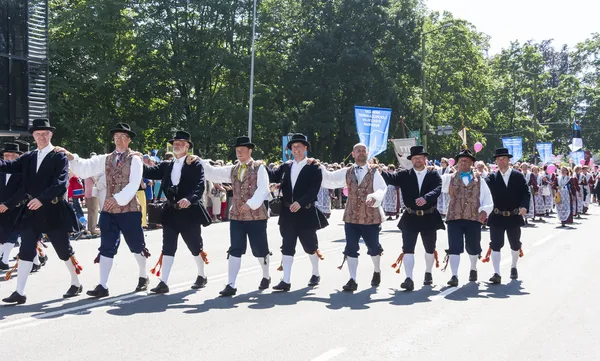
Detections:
446,172,481,222
343,167,382,225
104,149,141,214
228,161,268,221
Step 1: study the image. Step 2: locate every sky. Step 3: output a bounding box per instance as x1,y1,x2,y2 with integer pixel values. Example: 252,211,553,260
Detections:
425,0,599,55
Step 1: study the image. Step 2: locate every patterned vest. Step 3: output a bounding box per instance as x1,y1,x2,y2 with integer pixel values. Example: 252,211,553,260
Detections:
228,161,268,221
446,172,481,222
343,167,382,225
104,149,141,214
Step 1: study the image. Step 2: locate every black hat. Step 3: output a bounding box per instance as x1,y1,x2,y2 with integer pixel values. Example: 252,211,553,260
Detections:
28,118,56,134
454,149,477,162
286,133,310,150
406,145,429,160
14,139,30,152
492,147,513,159
233,136,255,149
168,130,194,148
0,143,22,155
109,123,136,139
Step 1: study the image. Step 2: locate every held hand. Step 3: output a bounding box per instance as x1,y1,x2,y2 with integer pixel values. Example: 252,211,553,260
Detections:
131,151,143,158
186,155,200,165
289,201,301,213
240,203,251,212
519,207,527,216
478,211,487,224
27,198,43,211
415,197,427,207
103,197,118,211
54,146,74,161
0,204,8,213
177,198,191,209
366,198,376,207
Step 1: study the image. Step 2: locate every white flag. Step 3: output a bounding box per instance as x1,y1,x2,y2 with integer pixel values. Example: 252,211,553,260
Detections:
458,128,467,146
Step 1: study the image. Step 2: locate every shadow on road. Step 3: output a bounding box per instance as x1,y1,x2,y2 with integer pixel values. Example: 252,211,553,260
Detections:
445,279,529,301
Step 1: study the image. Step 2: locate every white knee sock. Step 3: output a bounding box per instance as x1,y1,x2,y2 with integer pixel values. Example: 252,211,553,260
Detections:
228,256,242,288
309,253,320,277
282,255,293,283
160,255,175,284
424,253,434,273
511,250,520,268
449,254,460,277
371,255,381,273
65,260,81,287
469,255,478,271
134,253,148,278
403,254,415,280
2,243,14,264
347,256,358,280
491,251,501,275
258,255,270,279
99,256,114,288
193,255,206,278
16,260,33,296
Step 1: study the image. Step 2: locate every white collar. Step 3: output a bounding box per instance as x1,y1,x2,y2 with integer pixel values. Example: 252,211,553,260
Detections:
38,143,53,154
294,158,307,166
500,169,510,176
175,154,186,163
414,168,426,175
354,164,367,170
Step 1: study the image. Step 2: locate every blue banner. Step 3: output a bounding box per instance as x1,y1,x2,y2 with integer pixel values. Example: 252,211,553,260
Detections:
536,142,553,164
570,150,585,165
354,106,392,160
282,135,308,162
501,136,523,163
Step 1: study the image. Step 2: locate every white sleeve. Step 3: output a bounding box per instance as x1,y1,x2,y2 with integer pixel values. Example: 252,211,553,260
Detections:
319,165,348,189
367,170,387,208
70,154,108,179
246,165,269,210
478,178,494,216
441,173,452,193
113,156,143,206
200,159,233,183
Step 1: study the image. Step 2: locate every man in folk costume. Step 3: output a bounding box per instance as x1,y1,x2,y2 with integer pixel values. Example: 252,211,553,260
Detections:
320,143,387,291
143,131,211,294
481,148,530,284
266,134,328,291
0,143,26,271
199,136,271,297
59,123,150,298
442,149,494,287
0,119,83,304
381,146,444,291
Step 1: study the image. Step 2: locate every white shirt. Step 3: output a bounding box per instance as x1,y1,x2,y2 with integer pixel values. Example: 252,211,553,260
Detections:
36,143,54,172
413,168,427,192
70,151,143,207
290,158,307,190
319,164,387,207
200,158,269,210
441,173,494,216
353,164,368,185
500,169,511,187
171,155,186,186
5,174,10,185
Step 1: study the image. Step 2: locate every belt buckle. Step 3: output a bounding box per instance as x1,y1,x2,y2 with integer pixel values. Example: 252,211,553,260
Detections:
493,209,499,214
502,211,511,217
51,197,59,204
416,210,425,216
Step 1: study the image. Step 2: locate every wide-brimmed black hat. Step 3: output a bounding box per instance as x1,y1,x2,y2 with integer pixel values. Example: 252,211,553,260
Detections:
454,149,477,162
0,143,22,155
28,118,56,134
492,147,513,159
406,145,429,160
233,136,255,149
168,130,194,148
109,123,136,139
286,133,310,150
14,139,30,152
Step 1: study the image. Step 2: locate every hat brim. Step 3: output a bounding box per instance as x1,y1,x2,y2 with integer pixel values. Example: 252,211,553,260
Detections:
492,154,512,159
168,139,194,149
455,154,477,162
0,150,23,155
109,129,136,139
406,152,428,160
234,143,255,149
28,126,56,134
287,139,310,150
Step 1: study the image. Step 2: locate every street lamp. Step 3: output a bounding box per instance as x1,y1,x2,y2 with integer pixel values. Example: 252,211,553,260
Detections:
247,0,258,141
421,22,454,151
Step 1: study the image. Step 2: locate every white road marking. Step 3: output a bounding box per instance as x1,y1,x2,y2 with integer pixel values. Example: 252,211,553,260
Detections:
310,347,346,361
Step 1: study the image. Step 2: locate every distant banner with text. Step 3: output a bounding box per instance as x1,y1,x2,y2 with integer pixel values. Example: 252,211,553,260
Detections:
354,106,392,160
536,142,553,164
391,138,418,170
501,136,523,163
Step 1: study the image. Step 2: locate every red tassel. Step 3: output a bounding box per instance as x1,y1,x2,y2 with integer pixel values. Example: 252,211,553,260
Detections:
481,247,492,263
70,256,83,274
337,255,347,270
150,253,163,277
519,248,524,258
315,249,324,260
4,257,19,281
200,251,210,264
277,262,283,271
434,250,440,268
93,254,100,264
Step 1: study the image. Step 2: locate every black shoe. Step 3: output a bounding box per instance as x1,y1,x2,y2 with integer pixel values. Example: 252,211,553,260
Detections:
258,277,271,290
2,291,26,304
135,277,149,292
150,281,170,294
219,284,237,297
371,272,381,287
308,275,320,287
447,276,459,287
469,270,478,282
272,280,291,292
489,273,501,284
510,268,519,280
342,279,358,292
424,272,433,286
400,277,414,291
63,285,83,298
0,261,9,270
191,276,207,289
86,284,109,298
31,264,41,273
40,255,48,266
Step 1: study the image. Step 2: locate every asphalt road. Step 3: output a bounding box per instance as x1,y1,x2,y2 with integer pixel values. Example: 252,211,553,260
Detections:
0,206,597,361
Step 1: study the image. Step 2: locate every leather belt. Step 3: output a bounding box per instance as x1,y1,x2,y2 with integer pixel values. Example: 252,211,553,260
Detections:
405,207,435,216
493,208,519,216
283,201,313,209
24,194,63,205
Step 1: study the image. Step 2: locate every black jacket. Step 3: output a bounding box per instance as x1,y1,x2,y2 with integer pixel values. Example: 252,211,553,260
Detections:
485,169,530,228
0,173,26,228
382,168,445,231
268,161,328,230
143,157,210,225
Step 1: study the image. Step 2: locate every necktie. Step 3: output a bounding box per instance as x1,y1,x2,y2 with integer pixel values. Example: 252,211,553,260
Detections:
115,152,122,166
238,163,247,181
460,171,472,182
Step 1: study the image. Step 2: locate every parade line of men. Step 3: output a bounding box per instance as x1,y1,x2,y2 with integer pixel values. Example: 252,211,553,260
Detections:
0,119,556,305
